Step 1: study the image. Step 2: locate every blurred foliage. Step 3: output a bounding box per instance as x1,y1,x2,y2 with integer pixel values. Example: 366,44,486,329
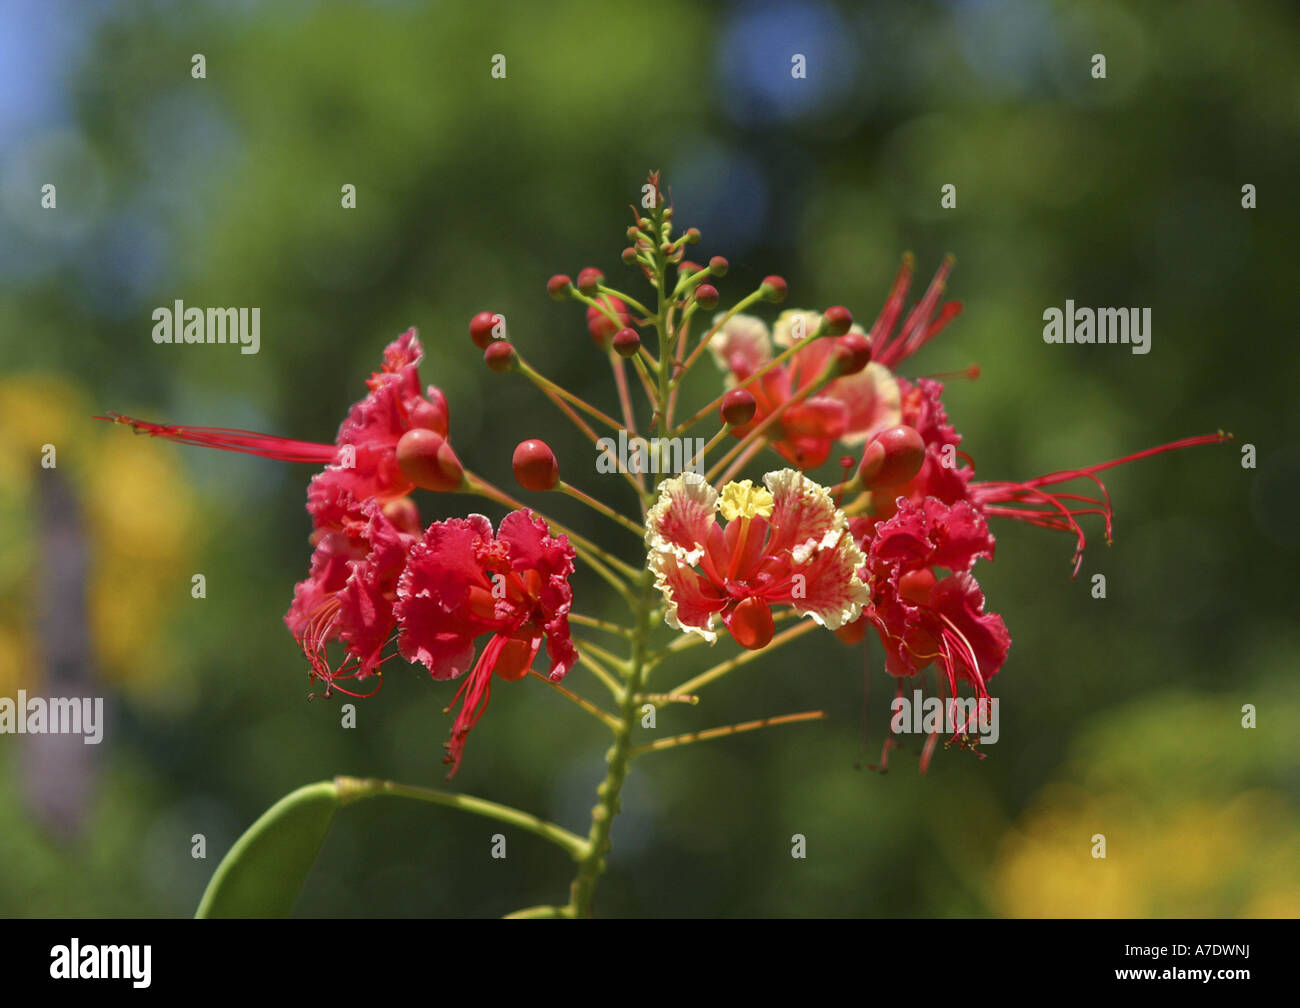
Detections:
0,0,1296,916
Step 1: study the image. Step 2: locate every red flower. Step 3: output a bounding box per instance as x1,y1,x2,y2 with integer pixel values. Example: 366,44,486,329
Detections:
852,498,1008,703
285,493,418,693
306,329,453,528
709,311,902,469
706,260,959,471
395,510,578,777
646,470,869,649
99,329,461,690
101,329,455,532
859,377,975,527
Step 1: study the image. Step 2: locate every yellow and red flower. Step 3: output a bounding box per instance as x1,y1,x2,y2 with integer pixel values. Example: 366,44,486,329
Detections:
646,469,869,649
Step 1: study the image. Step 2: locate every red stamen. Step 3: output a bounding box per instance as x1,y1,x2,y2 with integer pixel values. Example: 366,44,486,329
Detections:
973,432,1231,576
95,412,337,465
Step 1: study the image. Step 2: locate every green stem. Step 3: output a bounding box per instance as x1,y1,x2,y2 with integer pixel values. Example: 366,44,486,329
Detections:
565,571,654,917
563,200,673,918
505,904,572,919
335,776,590,860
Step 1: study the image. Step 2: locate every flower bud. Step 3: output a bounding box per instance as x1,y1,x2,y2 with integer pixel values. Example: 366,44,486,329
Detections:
397,429,464,492
833,332,872,375
834,614,869,646
469,311,502,349
709,256,729,277
512,439,560,492
858,425,925,490
761,275,788,303
484,340,515,372
621,246,638,265
586,295,629,347
547,275,573,301
694,284,719,310
720,387,757,427
678,260,700,277
381,495,423,538
409,395,449,438
576,267,604,295
612,327,641,358
727,597,775,651
823,305,853,337
684,227,701,245
626,225,641,241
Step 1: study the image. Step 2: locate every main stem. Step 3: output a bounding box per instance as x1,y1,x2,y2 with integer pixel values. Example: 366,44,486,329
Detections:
565,198,672,917
564,570,654,917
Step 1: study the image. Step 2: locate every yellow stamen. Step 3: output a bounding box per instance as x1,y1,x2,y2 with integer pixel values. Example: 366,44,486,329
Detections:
718,480,774,521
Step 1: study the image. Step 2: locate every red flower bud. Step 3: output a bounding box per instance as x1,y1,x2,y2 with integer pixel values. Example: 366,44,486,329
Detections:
833,331,872,375
621,246,638,265
586,295,629,347
547,275,573,301
576,267,604,295
612,327,641,358
409,396,448,437
761,275,788,303
684,227,701,245
695,284,719,310
381,495,423,538
484,340,515,372
823,305,853,337
626,225,641,241
512,439,560,492
709,256,729,277
720,387,757,427
678,260,701,276
469,311,502,349
727,596,775,650
397,428,464,492
834,614,869,646
858,425,925,490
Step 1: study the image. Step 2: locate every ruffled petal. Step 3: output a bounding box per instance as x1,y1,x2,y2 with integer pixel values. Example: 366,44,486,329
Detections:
645,473,718,564
778,527,870,630
649,549,727,643
764,468,845,558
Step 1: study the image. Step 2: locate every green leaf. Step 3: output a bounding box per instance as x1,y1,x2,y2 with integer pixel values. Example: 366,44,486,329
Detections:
196,780,342,918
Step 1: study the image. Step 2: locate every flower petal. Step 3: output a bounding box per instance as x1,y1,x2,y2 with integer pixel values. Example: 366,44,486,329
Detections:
649,550,727,643
645,473,718,564
763,468,845,558
828,362,902,446
708,313,772,380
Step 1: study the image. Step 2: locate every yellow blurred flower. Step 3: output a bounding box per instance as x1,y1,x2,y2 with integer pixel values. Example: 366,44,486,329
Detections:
0,374,198,705
993,692,1300,918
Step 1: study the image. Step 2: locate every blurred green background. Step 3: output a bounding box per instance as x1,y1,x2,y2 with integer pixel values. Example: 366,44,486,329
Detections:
1,0,1296,917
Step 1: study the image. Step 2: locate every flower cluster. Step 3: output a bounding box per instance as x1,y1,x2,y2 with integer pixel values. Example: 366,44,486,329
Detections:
102,172,1227,779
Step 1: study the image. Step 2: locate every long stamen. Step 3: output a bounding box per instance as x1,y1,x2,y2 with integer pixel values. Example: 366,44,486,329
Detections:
973,432,1231,575
96,413,338,464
